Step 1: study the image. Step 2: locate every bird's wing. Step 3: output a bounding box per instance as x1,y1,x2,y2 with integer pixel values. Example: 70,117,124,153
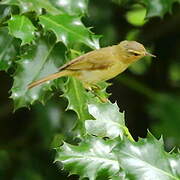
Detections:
59,47,114,71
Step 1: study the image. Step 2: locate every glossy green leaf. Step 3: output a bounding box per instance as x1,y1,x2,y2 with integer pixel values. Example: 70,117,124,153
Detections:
110,171,129,180
11,37,66,110
8,15,36,45
0,27,16,71
85,102,126,139
169,153,180,177
113,133,180,180
1,0,60,15
55,137,119,180
63,77,91,135
39,14,100,49
143,0,180,18
50,0,88,15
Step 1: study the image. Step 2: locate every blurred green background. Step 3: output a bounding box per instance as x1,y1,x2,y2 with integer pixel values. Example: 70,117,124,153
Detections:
0,0,180,179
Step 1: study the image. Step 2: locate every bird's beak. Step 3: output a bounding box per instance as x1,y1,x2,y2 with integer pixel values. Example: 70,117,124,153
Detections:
145,52,156,58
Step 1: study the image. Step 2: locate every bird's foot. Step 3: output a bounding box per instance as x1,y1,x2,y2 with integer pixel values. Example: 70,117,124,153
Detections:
83,83,108,103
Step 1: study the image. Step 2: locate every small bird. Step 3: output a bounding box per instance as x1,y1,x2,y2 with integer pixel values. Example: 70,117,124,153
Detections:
28,40,155,89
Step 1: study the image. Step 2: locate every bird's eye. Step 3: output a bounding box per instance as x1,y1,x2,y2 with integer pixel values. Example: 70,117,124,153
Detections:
132,52,140,56
128,50,141,56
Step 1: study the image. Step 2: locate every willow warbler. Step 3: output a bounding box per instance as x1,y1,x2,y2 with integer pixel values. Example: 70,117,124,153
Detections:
28,40,155,89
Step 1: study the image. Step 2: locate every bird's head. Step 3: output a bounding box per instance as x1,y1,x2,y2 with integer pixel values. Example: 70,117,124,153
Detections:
118,40,156,63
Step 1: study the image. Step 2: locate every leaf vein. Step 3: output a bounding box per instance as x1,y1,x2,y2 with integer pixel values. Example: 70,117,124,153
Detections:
40,16,88,45
31,43,55,83
121,151,179,180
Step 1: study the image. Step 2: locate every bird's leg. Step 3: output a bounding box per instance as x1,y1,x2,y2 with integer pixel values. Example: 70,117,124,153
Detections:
90,84,101,91
83,83,93,91
83,83,108,103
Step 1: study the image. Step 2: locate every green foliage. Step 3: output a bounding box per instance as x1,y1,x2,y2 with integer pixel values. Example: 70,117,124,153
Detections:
169,63,180,84
0,27,16,71
149,94,180,146
113,0,180,18
55,136,119,180
142,0,180,18
56,102,180,180
63,77,91,135
85,102,125,139
8,15,36,45
114,133,180,180
39,14,99,49
126,6,147,26
11,37,66,109
1,0,60,14
50,0,88,15
0,0,180,180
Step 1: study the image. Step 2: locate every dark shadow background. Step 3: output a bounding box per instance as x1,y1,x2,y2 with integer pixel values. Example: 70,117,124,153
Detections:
0,0,180,179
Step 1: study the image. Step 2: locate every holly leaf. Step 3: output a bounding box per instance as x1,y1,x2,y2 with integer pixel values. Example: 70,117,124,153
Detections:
169,153,180,177
0,27,16,71
49,0,88,15
39,14,100,49
113,132,180,180
55,137,119,180
143,0,180,18
63,77,91,135
8,15,36,45
11,36,66,110
110,171,129,180
1,0,60,15
85,102,126,139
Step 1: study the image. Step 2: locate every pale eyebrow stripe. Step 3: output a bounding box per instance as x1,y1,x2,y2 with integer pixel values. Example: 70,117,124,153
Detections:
127,49,141,54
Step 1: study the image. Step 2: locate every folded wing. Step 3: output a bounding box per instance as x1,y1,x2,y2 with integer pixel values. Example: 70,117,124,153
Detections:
60,47,115,71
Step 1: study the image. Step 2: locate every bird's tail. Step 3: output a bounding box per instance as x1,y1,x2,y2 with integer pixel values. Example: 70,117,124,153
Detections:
28,70,71,89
